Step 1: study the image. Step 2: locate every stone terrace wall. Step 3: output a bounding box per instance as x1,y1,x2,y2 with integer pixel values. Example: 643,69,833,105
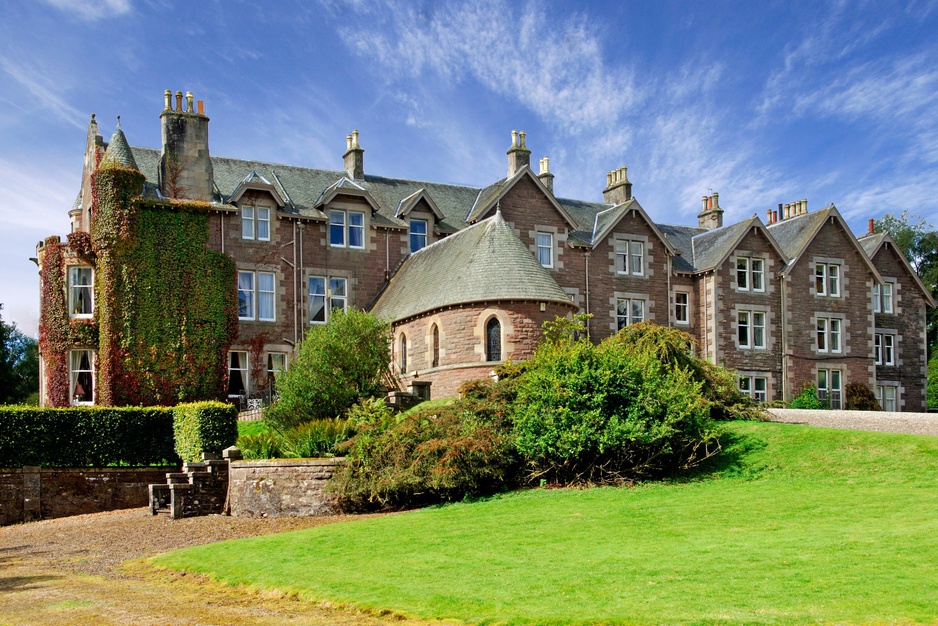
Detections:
1,466,175,526
228,458,343,518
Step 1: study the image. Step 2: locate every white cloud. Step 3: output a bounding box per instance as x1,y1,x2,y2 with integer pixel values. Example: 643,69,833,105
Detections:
0,57,86,130
42,0,131,21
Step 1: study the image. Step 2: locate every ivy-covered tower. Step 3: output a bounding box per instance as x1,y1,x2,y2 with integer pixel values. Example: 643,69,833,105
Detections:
37,111,237,407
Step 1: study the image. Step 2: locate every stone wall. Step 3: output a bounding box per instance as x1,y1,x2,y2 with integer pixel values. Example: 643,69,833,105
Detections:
0,466,175,526
228,458,343,518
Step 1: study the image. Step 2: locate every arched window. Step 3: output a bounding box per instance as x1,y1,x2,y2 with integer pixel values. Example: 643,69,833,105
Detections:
431,324,440,368
399,334,408,372
485,317,501,362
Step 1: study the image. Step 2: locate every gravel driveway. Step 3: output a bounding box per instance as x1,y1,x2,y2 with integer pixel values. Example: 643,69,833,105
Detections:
766,408,938,436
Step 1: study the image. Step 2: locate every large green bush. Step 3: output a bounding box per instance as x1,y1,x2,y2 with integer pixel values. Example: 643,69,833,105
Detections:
789,383,829,409
845,382,880,411
172,401,238,462
265,309,392,431
0,405,177,467
929,355,938,410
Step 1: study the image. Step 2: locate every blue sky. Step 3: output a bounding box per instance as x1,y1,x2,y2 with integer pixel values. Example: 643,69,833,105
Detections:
2,0,937,336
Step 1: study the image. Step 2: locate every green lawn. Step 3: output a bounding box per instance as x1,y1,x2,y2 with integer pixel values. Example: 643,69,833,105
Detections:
153,422,938,624
236,419,269,438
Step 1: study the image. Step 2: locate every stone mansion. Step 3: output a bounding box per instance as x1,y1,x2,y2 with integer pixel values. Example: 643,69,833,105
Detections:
37,90,934,410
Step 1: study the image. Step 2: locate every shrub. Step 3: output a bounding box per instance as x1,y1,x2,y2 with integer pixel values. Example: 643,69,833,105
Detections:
929,355,938,410
510,325,720,484
280,419,352,458
265,309,392,431
789,383,829,410
331,394,518,510
173,401,238,462
238,431,284,460
845,382,880,411
0,405,177,467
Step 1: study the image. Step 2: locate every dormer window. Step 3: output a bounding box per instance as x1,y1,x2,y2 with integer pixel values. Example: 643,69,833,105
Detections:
330,210,365,248
68,266,93,318
241,205,270,241
410,219,428,253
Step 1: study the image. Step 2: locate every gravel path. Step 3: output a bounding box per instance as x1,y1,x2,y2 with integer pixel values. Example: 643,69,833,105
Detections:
766,408,938,436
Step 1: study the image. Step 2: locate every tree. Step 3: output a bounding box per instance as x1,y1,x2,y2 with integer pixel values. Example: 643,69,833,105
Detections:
264,309,392,431
0,304,40,405
874,211,938,355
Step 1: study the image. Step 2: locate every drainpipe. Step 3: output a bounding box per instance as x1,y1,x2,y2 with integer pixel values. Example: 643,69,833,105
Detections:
293,220,298,348
667,256,672,326
220,213,225,254
584,250,591,339
780,274,789,402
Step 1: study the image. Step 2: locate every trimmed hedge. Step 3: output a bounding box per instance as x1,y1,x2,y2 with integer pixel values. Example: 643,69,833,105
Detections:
0,405,177,467
173,401,238,462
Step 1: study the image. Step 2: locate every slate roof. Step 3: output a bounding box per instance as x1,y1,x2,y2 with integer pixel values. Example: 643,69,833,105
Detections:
656,223,705,272
766,207,832,261
102,127,138,170
370,211,575,322
858,232,886,258
691,218,758,272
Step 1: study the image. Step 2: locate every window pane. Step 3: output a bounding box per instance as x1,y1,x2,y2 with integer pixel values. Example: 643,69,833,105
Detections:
330,211,345,246
738,377,751,392
873,284,881,312
817,369,828,391
70,350,94,404
257,208,270,241
242,207,254,239
817,318,827,351
883,284,893,313
752,259,764,290
737,258,749,290
815,265,826,294
830,319,840,352
828,265,840,296
616,251,628,274
330,277,347,312
227,351,247,396
753,312,765,348
631,300,644,324
738,311,750,346
875,334,882,364
238,272,254,319
349,212,365,248
309,277,326,323
630,242,643,275
399,335,407,371
431,324,440,368
69,267,93,316
675,292,688,323
410,219,428,253
536,233,552,267
258,272,275,321
486,318,501,361
616,299,629,330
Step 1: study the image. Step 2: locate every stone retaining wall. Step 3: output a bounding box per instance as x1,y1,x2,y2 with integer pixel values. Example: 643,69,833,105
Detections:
228,458,343,518
0,466,177,526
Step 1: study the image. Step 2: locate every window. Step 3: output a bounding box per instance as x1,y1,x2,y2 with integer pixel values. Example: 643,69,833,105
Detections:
616,298,645,330
817,369,842,409
241,206,270,241
876,385,897,411
675,292,689,325
410,219,428,253
815,263,841,297
737,311,765,349
486,317,502,362
68,266,93,318
238,271,276,321
616,240,644,276
69,349,94,405
816,317,842,353
431,323,440,368
536,232,553,268
874,333,895,366
267,352,287,387
874,283,894,314
227,351,248,397
330,210,365,248
399,334,408,372
736,257,765,292
738,376,768,402
308,276,348,324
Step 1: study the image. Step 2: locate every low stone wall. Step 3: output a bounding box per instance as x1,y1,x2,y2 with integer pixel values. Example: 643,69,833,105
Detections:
228,458,344,518
0,466,177,526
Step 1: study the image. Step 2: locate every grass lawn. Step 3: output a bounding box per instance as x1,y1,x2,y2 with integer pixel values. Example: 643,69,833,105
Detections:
237,419,269,438
152,422,938,624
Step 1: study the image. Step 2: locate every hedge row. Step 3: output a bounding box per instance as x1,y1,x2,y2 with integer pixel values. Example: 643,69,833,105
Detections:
173,401,239,463
0,402,237,467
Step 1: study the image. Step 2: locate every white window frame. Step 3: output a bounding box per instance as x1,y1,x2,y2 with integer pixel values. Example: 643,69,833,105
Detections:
876,385,897,411
69,349,95,405
238,271,276,322
751,258,764,292
738,376,768,402
68,266,94,318
736,257,765,293
875,333,895,366
674,291,689,325
737,310,765,349
238,271,255,321
815,263,841,297
616,298,645,330
817,368,843,409
874,283,894,314
816,317,842,353
329,210,366,249
227,350,249,398
616,240,645,277
536,232,553,268
241,205,271,241
329,210,346,247
736,257,749,291
257,272,276,322
267,352,287,385
410,219,428,253
309,276,348,324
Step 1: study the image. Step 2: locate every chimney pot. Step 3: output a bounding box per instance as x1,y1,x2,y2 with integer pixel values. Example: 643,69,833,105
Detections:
702,196,709,212
784,203,791,220
712,191,719,208
511,130,518,147
708,196,713,210
869,218,875,234
185,91,194,113
802,198,808,214
608,172,614,187
773,210,778,223
352,129,360,148
175,91,183,111
767,209,773,223
164,90,172,111
197,100,204,115
519,130,526,149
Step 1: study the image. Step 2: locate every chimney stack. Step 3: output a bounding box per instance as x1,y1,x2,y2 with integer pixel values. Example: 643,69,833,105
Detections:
697,191,724,230
343,129,364,180
603,166,632,205
159,88,213,201
507,129,531,178
537,156,554,195
868,218,875,234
